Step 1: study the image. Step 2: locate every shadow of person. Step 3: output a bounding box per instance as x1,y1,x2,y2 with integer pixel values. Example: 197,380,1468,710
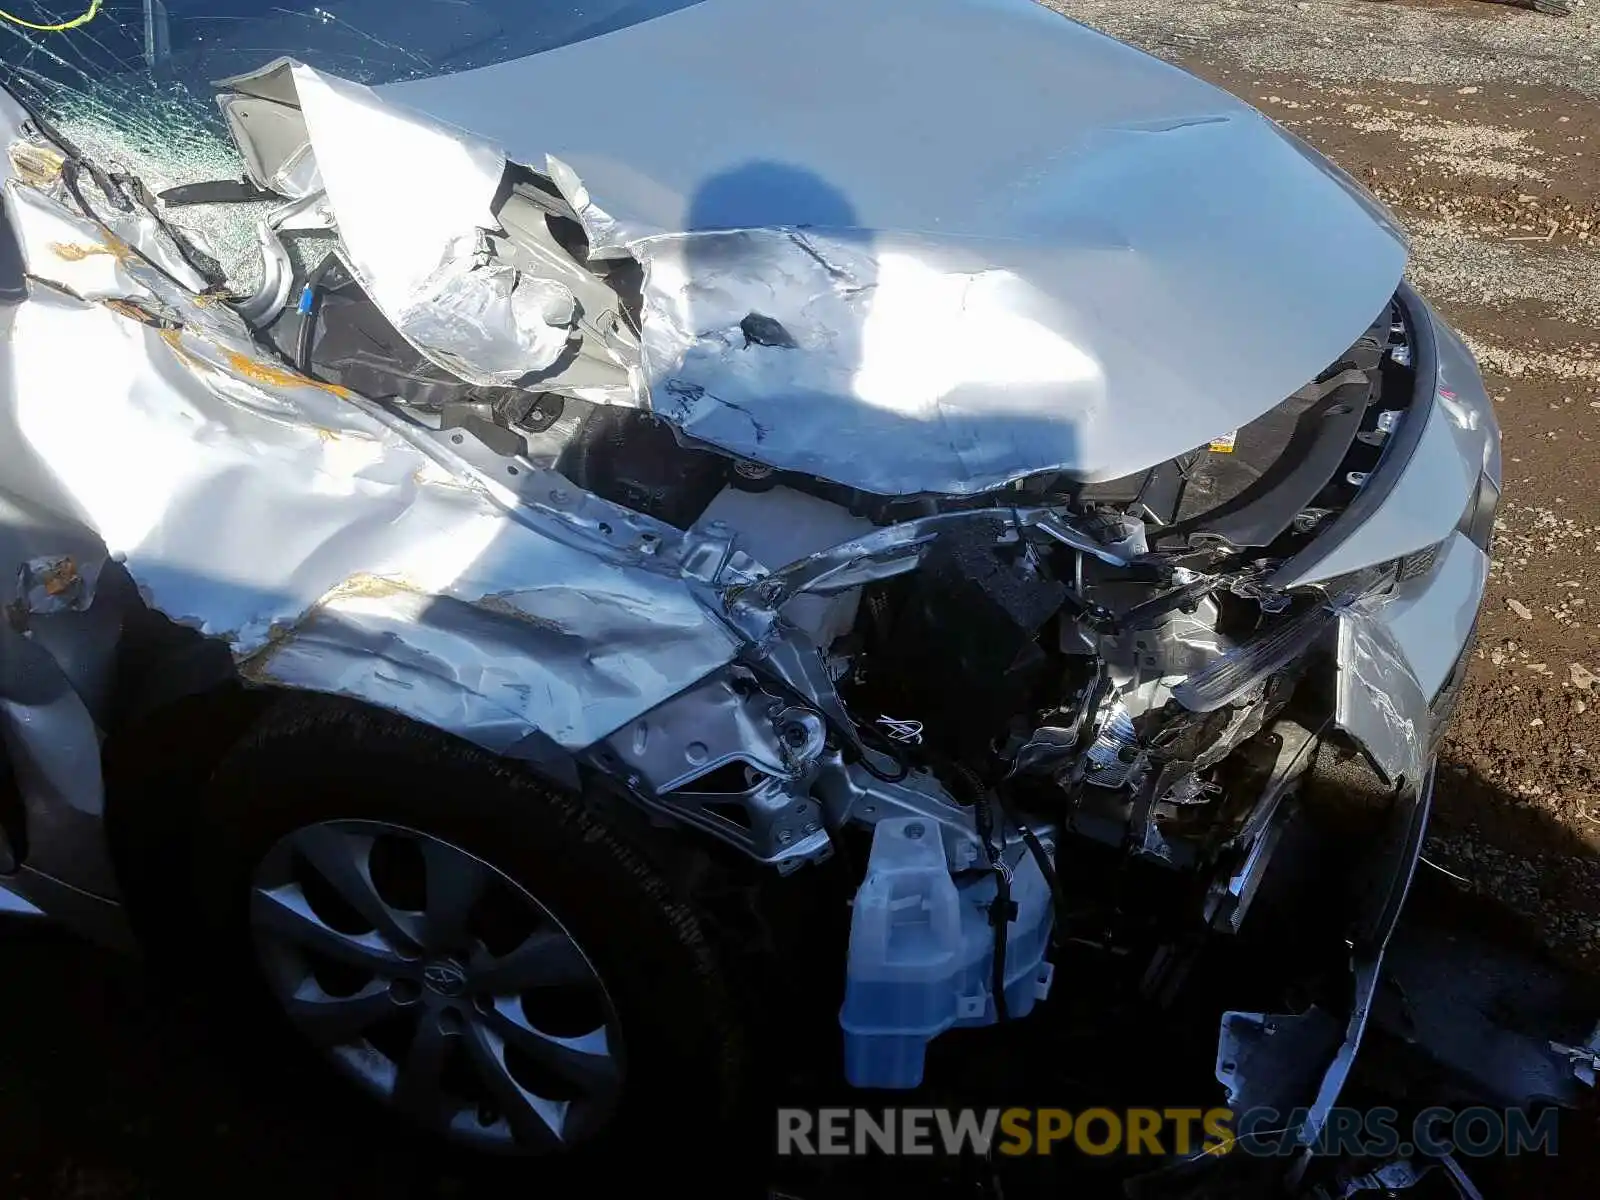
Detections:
661,158,1086,502
657,160,875,486
685,160,862,232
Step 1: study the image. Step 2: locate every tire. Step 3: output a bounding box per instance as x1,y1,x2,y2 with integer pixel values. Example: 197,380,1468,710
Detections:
190,694,748,1177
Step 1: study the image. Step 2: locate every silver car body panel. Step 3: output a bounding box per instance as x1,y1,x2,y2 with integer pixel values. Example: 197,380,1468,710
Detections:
216,0,1407,496
1365,531,1487,705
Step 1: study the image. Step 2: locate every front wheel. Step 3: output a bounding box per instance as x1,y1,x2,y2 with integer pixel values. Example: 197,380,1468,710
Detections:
191,696,746,1165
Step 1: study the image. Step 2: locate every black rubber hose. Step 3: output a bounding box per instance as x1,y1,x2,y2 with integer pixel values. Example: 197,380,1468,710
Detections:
954,764,1011,1023
987,846,1012,1023
853,720,911,783
294,254,342,375
855,746,910,783
823,707,909,783
1012,812,1069,949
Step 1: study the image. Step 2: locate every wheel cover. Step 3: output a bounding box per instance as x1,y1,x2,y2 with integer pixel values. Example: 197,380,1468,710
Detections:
249,819,625,1153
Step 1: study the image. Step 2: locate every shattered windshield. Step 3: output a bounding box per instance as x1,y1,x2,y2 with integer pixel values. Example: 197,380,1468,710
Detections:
0,1,704,283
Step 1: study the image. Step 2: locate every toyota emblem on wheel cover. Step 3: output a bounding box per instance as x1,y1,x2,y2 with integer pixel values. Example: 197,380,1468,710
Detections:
423,962,468,996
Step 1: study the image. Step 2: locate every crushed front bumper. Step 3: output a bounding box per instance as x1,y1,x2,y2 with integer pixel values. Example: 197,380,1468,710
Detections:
1210,288,1503,1154
1318,285,1499,791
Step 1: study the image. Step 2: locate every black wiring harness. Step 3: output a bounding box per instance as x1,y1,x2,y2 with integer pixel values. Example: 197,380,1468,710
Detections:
953,764,1073,1025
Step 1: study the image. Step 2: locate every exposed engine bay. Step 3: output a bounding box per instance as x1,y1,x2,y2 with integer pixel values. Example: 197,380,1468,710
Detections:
239,139,1437,1099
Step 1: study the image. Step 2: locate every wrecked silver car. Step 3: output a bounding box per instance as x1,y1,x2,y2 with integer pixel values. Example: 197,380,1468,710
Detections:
0,0,1565,1188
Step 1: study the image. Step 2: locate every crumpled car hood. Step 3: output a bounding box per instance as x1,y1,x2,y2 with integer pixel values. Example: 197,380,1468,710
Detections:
226,0,1407,496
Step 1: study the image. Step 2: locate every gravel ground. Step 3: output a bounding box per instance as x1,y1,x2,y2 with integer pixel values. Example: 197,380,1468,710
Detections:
1052,0,1600,92
1052,0,1600,972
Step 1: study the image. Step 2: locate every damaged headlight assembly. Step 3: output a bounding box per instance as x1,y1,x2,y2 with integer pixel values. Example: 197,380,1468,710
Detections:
1,0,1576,1189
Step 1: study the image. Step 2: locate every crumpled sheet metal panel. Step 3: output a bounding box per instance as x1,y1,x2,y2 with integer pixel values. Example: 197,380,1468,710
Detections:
373,0,1407,495
397,231,577,386
225,59,505,319
1335,598,1429,790
218,60,590,393
242,566,742,752
632,228,1110,493
1,158,738,754
7,181,172,303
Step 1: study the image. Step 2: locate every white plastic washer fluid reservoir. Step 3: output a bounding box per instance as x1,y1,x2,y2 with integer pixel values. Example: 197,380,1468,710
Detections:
840,817,1056,1088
